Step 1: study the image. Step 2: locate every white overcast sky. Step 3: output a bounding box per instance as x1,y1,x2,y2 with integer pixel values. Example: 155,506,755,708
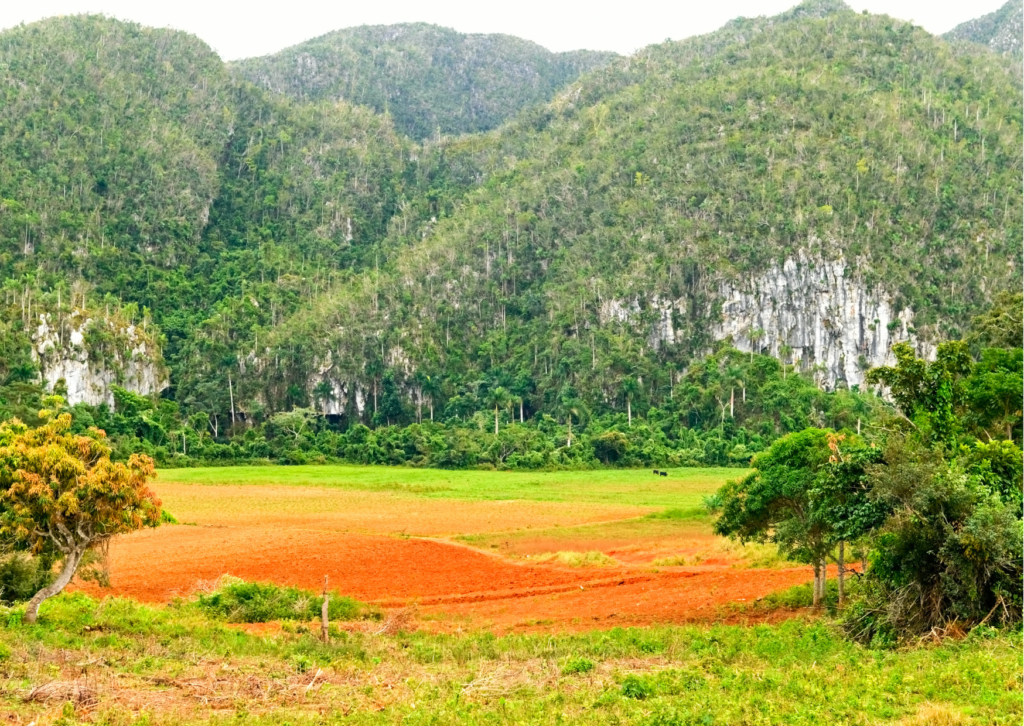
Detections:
0,1,1007,60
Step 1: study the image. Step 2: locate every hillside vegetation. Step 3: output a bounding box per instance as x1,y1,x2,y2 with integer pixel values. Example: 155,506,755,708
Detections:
263,1,1022,423
0,2,1020,453
233,23,617,139
944,0,1023,57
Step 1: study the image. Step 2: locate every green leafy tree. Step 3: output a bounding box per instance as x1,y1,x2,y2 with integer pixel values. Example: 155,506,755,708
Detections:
866,342,974,448
848,436,1023,641
593,430,629,464
965,348,1023,442
0,401,161,622
812,433,887,603
713,428,837,606
269,407,316,441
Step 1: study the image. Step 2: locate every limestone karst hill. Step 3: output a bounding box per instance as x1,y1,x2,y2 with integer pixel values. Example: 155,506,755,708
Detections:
260,1,1022,418
944,0,1023,57
0,2,1020,427
232,23,617,139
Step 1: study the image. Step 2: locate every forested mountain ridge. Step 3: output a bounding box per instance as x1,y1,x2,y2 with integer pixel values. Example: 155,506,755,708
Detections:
0,15,450,416
255,0,1022,424
232,23,618,139
944,0,1023,57
0,3,1021,445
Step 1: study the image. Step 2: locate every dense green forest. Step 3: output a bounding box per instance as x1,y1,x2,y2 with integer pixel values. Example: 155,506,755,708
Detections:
233,23,618,139
6,293,1018,473
0,1,1021,464
262,0,1022,427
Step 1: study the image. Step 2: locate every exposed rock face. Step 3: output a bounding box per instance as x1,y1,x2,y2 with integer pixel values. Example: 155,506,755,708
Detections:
32,311,168,406
944,0,1023,57
602,254,933,390
713,255,931,389
309,351,366,416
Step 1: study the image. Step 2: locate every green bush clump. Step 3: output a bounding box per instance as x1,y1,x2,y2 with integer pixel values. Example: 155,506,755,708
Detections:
195,580,376,623
621,674,654,700
0,553,54,604
561,656,595,675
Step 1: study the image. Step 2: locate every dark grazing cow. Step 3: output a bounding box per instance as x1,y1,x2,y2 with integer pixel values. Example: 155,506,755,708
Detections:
660,471,668,477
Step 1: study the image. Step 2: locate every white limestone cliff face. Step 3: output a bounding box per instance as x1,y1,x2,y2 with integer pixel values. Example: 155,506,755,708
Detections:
308,350,367,416
713,255,932,388
32,311,168,406
602,254,933,389
308,342,419,417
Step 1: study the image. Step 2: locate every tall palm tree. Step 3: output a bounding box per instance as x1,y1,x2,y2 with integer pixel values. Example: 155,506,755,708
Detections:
622,377,640,426
560,397,586,447
487,386,512,435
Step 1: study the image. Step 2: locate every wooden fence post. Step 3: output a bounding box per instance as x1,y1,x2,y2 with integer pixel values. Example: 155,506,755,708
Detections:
321,576,329,643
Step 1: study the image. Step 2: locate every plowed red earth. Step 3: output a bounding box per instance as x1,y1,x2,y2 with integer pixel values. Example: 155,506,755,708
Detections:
417,567,820,633
73,524,819,632
74,526,596,603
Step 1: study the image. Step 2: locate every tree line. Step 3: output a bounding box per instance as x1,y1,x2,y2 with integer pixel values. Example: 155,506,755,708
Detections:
711,293,1022,642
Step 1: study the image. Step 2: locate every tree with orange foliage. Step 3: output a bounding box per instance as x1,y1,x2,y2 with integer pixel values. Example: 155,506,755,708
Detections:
0,398,161,622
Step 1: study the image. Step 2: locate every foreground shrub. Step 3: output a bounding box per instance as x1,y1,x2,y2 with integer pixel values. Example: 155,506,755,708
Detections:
561,656,595,675
843,437,1023,644
195,580,378,623
0,553,54,604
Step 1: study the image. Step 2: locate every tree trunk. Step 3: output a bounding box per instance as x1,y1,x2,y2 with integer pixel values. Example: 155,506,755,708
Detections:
228,373,236,424
25,547,85,623
429,401,434,422
520,400,524,423
730,388,734,417
837,541,845,607
820,556,828,607
811,561,821,608
627,397,632,426
567,417,572,447
494,405,499,435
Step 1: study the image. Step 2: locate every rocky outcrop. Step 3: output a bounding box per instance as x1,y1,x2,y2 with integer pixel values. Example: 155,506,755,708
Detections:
32,310,168,406
602,254,933,389
944,0,1023,57
713,255,932,389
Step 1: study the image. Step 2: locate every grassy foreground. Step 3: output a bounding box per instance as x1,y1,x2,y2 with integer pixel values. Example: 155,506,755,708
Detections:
3,593,1020,725
157,465,740,511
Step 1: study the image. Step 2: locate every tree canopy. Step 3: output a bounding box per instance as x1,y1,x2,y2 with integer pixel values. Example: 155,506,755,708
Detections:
0,401,161,621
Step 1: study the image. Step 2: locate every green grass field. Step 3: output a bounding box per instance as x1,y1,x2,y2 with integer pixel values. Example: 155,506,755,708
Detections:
157,465,742,511
4,593,1020,725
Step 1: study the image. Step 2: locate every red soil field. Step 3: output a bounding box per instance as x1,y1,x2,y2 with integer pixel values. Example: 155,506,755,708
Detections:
75,523,820,632
75,526,595,603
